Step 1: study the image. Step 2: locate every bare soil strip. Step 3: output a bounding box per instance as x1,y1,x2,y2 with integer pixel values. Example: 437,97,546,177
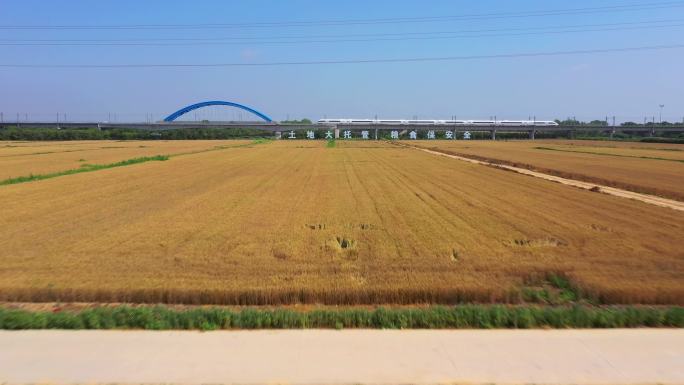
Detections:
1,330,682,385
406,144,684,212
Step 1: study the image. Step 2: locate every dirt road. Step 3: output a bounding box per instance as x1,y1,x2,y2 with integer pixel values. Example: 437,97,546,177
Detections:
408,144,684,212
1,329,682,384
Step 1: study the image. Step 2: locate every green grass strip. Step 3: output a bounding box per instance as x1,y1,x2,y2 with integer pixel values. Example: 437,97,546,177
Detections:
534,146,684,163
326,139,336,148
0,305,681,330
0,155,169,186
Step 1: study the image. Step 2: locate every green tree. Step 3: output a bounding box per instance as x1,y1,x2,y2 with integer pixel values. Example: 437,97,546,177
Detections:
281,118,312,124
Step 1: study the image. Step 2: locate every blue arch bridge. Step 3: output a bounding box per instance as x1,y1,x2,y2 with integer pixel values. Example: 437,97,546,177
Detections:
163,100,273,123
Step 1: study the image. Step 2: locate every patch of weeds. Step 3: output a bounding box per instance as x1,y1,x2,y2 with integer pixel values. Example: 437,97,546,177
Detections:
520,273,581,305
547,274,579,302
521,287,550,303
252,138,271,145
326,140,336,148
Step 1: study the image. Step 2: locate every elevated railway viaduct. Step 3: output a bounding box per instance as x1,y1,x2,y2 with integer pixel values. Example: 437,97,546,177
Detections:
3,121,684,140
5,101,682,139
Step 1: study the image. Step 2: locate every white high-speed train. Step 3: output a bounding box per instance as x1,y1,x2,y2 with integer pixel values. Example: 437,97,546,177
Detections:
317,119,558,126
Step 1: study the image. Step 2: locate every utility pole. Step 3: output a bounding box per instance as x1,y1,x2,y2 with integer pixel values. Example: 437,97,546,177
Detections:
659,104,665,123
612,116,616,127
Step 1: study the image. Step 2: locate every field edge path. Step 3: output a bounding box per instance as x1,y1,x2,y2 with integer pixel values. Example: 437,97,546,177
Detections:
402,143,684,212
1,329,682,385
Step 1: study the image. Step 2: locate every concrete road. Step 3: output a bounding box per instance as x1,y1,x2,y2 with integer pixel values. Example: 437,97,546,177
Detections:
1,329,683,385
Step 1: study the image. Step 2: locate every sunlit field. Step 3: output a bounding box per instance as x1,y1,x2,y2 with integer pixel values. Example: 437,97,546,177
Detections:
0,140,682,305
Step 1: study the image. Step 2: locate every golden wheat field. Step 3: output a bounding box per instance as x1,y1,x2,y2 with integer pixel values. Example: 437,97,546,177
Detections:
0,140,683,305
409,139,684,201
0,140,253,179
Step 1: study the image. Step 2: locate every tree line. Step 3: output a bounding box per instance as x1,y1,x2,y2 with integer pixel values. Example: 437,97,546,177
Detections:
555,118,683,127
0,127,273,141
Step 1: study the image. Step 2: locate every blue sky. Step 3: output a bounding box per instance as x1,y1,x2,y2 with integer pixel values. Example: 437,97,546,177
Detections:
0,0,682,122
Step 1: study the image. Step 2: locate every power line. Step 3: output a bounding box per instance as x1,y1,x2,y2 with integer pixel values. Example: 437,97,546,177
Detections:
1,2,682,29
1,44,682,68
2,19,680,42
1,21,683,46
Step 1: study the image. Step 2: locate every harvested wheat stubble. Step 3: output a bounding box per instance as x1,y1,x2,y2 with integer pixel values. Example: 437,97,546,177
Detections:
0,140,682,305
409,140,684,201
